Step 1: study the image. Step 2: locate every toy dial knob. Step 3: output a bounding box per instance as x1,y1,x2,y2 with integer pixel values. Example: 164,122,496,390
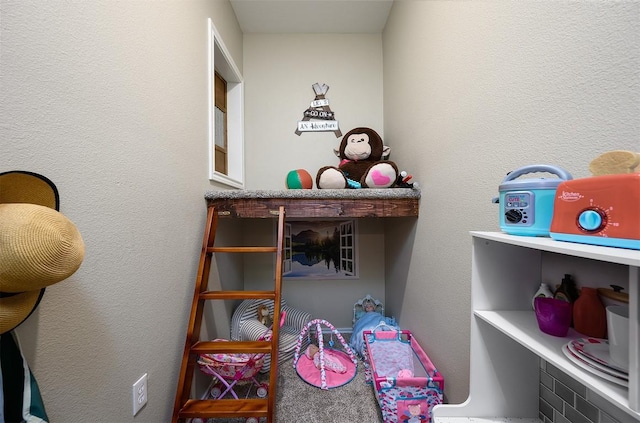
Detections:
578,208,606,232
505,209,522,223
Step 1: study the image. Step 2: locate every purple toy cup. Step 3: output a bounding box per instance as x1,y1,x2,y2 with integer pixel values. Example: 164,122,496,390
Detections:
534,297,572,337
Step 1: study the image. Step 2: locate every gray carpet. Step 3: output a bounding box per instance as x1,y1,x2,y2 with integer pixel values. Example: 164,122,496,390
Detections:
275,357,384,423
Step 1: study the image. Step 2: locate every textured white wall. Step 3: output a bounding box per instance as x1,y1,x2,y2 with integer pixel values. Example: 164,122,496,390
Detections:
383,1,639,404
2,1,242,421
242,33,385,190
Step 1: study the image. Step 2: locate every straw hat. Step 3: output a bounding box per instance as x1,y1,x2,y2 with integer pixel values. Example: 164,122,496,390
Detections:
0,171,85,334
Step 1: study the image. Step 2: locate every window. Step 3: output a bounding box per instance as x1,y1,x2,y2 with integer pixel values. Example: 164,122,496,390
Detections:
339,221,356,276
208,19,244,188
214,72,227,174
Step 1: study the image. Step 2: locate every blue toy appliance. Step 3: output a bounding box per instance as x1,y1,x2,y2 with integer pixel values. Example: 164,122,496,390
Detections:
493,164,573,236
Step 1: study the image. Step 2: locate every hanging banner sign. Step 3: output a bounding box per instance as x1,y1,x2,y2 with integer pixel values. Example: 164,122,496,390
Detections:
297,121,340,132
295,82,342,137
311,99,329,108
303,108,335,120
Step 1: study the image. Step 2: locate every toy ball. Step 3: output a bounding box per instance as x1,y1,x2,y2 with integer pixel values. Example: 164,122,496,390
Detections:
286,169,313,189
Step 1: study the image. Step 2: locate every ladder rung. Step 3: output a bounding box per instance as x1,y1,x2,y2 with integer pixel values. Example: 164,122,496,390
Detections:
207,246,278,253
200,290,276,300
192,340,272,355
179,398,268,419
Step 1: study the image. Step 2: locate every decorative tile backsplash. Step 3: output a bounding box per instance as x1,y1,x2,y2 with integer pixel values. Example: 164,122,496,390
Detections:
539,360,632,423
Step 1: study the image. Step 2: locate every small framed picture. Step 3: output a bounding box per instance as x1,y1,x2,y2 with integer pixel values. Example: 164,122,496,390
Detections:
283,219,358,280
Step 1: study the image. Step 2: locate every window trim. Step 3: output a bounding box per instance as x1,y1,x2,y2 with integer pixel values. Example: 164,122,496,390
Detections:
208,19,244,188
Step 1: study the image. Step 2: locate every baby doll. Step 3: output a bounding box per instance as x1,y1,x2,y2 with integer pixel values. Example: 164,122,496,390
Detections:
305,344,347,374
363,298,376,313
257,305,273,327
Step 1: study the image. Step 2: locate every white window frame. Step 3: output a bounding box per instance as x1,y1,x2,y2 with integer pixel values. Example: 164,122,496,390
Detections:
339,220,356,276
208,19,244,188
283,223,292,274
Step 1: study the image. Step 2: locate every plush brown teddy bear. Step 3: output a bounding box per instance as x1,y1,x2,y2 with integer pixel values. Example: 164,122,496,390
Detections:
316,127,399,189
257,304,273,327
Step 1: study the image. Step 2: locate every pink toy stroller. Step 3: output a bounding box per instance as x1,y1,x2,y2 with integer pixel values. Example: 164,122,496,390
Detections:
197,338,269,400
194,312,287,423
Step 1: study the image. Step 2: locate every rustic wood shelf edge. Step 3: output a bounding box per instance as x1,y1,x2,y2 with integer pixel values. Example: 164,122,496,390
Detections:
204,188,421,218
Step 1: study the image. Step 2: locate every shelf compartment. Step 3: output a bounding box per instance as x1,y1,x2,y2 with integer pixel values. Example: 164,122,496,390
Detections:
474,310,637,420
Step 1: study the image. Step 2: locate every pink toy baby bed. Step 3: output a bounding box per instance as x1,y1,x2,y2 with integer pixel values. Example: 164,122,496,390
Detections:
194,313,287,423
363,329,444,423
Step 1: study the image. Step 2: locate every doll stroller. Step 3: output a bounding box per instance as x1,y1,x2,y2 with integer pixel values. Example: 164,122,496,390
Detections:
194,312,286,423
197,338,269,400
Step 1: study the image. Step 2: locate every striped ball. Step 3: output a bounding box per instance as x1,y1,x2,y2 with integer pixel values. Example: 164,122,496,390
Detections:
286,169,313,189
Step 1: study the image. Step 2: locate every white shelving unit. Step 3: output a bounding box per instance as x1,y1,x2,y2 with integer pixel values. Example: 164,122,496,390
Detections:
433,231,639,422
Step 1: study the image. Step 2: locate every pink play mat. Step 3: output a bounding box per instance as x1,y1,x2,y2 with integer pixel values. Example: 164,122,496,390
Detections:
293,319,358,389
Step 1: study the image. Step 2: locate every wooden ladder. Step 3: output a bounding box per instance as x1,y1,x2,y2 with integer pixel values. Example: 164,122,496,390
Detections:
172,205,285,423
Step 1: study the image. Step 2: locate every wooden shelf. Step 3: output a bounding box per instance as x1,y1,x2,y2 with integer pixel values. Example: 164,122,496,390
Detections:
204,188,420,218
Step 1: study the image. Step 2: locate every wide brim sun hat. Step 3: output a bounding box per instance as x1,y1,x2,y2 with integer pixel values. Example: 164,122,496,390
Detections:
0,171,85,334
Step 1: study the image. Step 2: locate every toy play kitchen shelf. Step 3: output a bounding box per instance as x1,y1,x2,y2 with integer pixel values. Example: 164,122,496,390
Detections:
433,231,639,422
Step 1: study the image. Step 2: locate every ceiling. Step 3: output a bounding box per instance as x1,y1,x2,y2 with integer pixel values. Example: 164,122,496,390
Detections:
229,0,394,34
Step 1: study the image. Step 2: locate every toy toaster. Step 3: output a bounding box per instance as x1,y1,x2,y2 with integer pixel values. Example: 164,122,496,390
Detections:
550,173,640,250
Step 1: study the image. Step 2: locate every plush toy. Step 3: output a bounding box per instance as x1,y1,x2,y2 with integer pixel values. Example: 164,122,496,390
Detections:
316,127,399,189
257,305,273,327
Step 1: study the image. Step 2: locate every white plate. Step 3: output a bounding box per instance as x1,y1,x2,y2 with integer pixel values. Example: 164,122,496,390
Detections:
562,344,628,387
570,337,629,373
567,341,628,379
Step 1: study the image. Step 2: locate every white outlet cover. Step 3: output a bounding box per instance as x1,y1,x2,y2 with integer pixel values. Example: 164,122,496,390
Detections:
132,373,148,416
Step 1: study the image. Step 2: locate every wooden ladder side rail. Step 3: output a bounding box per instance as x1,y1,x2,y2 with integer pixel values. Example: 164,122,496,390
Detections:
172,205,219,422
267,205,286,419
172,205,286,423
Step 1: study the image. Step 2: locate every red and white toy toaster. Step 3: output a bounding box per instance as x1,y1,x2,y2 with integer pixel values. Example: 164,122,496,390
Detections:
550,173,640,250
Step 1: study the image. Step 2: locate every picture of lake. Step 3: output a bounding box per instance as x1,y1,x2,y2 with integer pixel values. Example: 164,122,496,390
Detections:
283,220,357,279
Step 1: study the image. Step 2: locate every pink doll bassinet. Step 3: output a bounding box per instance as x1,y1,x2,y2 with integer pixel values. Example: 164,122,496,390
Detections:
363,328,444,423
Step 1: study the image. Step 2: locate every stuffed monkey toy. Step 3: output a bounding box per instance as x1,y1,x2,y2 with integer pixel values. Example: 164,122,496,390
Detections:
316,127,399,189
